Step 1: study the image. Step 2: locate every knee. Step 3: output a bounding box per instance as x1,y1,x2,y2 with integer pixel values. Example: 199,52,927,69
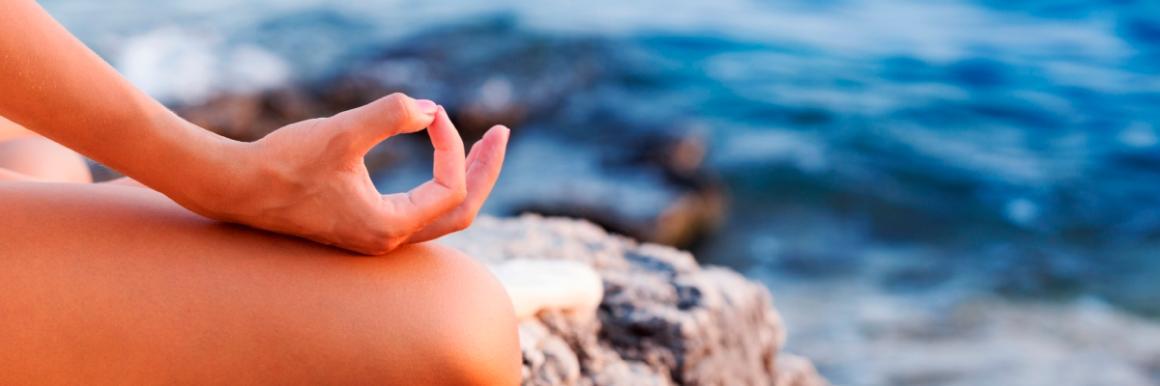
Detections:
0,137,92,183
359,244,522,385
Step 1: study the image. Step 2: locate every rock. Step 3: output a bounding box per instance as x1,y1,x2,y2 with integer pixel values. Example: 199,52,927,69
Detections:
775,354,827,386
175,86,326,142
621,130,728,248
442,215,825,386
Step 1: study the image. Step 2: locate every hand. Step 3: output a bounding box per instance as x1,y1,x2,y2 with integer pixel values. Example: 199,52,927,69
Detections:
190,93,509,255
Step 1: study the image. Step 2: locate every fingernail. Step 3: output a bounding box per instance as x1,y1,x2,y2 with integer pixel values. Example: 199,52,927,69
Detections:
415,99,438,116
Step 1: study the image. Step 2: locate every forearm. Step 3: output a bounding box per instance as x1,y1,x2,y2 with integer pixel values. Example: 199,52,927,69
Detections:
0,1,498,254
0,0,239,207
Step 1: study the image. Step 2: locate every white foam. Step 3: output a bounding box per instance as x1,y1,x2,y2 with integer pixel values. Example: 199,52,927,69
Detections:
116,27,290,104
117,27,219,104
1004,197,1040,226
715,130,829,173
1118,122,1158,148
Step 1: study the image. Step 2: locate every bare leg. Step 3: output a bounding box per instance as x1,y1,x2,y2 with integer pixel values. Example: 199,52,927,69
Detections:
0,182,520,385
0,136,92,182
0,118,601,323
1,115,601,325
0,114,33,141
0,116,91,183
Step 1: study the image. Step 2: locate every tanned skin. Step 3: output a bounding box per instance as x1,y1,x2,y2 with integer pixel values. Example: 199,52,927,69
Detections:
0,0,526,384
0,0,511,255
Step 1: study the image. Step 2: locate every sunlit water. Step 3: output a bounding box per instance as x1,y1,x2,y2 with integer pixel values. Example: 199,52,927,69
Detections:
41,0,1160,384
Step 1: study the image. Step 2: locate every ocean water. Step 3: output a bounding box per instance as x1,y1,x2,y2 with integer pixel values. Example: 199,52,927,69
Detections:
41,0,1160,384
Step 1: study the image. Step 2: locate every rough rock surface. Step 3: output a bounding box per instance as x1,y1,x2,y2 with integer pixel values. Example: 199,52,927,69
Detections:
442,215,826,386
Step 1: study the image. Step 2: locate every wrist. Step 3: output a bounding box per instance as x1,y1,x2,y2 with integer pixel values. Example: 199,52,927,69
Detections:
152,118,254,221
185,134,255,221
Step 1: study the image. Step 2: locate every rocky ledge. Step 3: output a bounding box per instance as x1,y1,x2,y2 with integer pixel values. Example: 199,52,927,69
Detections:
443,215,826,386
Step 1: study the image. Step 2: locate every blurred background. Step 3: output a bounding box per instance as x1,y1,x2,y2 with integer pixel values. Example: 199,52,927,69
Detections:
42,0,1160,384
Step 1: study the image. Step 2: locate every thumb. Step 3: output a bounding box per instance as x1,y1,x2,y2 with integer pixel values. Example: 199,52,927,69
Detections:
330,93,438,154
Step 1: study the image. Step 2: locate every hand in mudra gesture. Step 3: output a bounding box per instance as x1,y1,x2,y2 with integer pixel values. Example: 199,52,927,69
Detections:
188,93,509,255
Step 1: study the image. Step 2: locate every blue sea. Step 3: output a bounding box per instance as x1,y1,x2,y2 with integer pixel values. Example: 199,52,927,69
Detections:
43,0,1160,384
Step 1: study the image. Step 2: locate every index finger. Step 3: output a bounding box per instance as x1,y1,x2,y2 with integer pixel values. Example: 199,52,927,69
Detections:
380,106,467,228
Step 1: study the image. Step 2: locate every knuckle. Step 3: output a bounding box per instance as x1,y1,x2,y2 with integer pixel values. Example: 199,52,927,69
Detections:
383,237,405,253
385,91,407,101
453,214,474,231
361,245,389,255
325,122,360,153
370,222,403,241
451,186,468,203
382,93,415,123
362,236,399,255
365,220,410,253
345,235,385,255
442,207,476,232
459,205,482,229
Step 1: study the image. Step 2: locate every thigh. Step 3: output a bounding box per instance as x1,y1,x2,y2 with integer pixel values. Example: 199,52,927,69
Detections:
0,182,519,385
